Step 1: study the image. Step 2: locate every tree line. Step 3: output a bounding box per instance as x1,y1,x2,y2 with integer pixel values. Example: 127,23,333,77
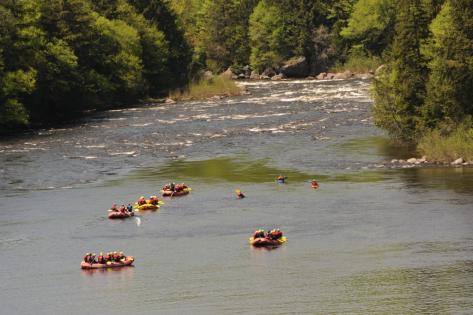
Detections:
0,0,191,130
1,0,472,147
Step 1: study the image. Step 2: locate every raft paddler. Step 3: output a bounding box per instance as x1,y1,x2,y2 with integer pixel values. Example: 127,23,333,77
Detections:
119,252,125,261
83,253,92,263
149,196,159,205
311,179,319,189
97,252,105,264
253,229,265,239
235,189,245,199
137,196,146,206
277,175,286,183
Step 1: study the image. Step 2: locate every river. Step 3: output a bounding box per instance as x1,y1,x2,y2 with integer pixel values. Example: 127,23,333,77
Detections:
1,79,472,314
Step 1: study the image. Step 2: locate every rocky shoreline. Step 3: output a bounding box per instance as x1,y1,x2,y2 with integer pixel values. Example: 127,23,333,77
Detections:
383,156,473,168
216,56,377,81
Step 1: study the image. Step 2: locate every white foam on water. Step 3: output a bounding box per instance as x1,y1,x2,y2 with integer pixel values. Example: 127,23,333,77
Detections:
108,151,136,156
85,145,106,149
216,112,290,121
248,127,281,133
65,155,98,160
131,123,152,127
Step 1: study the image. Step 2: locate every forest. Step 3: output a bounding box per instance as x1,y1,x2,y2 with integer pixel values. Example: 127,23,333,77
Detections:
1,0,472,158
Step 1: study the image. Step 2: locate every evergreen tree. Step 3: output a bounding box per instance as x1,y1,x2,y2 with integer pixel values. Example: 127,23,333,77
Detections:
373,0,430,141
129,0,192,88
422,0,473,128
248,1,288,72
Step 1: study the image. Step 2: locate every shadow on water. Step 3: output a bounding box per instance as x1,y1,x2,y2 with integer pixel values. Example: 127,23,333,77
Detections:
333,136,417,159
121,156,388,184
396,167,473,195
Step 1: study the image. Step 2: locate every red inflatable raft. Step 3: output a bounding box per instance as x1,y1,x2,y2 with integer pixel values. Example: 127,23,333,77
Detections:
108,211,134,219
81,256,135,269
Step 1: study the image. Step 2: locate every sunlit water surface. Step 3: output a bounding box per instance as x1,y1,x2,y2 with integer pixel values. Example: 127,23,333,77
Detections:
1,79,472,314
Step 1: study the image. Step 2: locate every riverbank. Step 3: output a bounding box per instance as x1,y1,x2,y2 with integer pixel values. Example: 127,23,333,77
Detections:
168,76,242,102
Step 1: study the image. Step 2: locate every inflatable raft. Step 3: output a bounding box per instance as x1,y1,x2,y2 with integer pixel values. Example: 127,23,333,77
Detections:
161,187,191,197
108,211,134,219
249,236,287,248
81,256,135,269
134,202,160,211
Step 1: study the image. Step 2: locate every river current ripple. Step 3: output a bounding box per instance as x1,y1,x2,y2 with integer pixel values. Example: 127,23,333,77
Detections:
0,79,372,193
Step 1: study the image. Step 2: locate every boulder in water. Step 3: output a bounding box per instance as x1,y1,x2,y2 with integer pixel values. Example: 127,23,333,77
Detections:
280,56,309,78
221,67,238,80
316,72,327,80
250,70,260,80
262,67,277,78
452,157,464,165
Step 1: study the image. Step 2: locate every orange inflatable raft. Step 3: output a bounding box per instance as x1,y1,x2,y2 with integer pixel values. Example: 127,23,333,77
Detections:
249,236,287,248
81,256,135,269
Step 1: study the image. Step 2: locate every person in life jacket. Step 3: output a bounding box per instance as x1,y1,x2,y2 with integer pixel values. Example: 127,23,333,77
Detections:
119,252,125,261
253,229,265,239
149,196,158,205
83,253,91,263
311,179,319,189
90,253,97,264
277,175,286,183
104,252,111,262
138,196,146,206
119,205,126,213
127,204,133,212
97,252,105,264
170,182,176,192
113,251,120,262
236,189,245,199
111,204,118,212
269,229,283,240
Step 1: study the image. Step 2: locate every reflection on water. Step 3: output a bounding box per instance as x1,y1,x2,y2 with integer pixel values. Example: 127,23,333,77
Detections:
125,156,391,185
398,167,473,195
339,260,473,314
334,136,417,159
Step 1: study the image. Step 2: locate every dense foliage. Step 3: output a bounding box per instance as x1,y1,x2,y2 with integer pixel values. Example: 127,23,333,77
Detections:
372,0,473,154
1,0,472,151
0,0,191,131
